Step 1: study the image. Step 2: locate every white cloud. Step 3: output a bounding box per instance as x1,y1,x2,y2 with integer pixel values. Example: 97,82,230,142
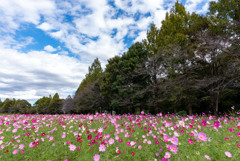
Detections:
0,0,56,32
44,45,57,52
185,0,216,14
0,0,212,103
0,46,88,102
37,22,54,31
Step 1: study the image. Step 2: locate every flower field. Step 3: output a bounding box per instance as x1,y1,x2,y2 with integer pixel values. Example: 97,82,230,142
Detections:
0,112,240,161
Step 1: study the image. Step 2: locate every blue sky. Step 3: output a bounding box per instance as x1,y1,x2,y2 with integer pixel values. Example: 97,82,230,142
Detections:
0,0,215,104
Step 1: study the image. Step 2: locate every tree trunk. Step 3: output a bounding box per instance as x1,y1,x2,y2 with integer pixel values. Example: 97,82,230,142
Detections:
212,92,219,116
188,104,192,116
174,104,178,114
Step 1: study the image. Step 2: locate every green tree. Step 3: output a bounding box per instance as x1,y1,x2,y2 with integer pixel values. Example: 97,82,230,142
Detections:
0,98,12,113
75,58,104,113
100,56,121,114
76,58,103,93
47,93,63,114
34,96,52,114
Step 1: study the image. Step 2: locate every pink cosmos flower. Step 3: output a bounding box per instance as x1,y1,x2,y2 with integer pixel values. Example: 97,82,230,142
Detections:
164,152,171,159
225,151,232,157
99,144,106,152
170,137,178,145
147,140,152,144
198,132,207,142
89,115,93,120
49,136,54,141
98,128,103,133
62,134,66,138
93,154,100,161
13,149,18,155
205,155,211,160
168,144,178,153
163,134,169,142
109,138,114,145
12,129,17,133
19,144,24,149
29,142,35,148
69,144,76,151
138,145,142,150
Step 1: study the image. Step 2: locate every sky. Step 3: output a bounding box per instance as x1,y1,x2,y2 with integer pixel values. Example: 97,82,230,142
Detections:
0,0,215,104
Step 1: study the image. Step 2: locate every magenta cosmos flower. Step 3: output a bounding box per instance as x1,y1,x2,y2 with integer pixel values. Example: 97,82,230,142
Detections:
214,121,220,128
198,132,207,142
94,154,100,161
188,139,194,144
237,132,240,137
225,151,232,157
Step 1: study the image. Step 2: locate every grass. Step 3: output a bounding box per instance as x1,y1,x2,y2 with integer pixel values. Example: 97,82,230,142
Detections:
0,113,239,161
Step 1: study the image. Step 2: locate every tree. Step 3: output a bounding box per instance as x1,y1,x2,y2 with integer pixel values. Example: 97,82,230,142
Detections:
113,42,149,113
76,58,103,93
0,98,12,113
62,95,76,114
100,56,121,113
47,93,63,114
75,58,104,113
193,28,240,115
34,96,52,114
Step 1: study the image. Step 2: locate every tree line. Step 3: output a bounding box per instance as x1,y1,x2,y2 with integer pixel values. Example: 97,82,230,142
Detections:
0,0,239,115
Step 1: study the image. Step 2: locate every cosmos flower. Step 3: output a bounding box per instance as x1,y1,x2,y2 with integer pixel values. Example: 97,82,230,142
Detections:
29,142,35,148
99,144,106,152
168,144,178,153
198,132,207,142
109,138,115,145
188,139,194,144
225,151,232,157
179,121,185,127
205,155,211,160
214,121,220,128
19,144,24,149
93,154,100,161
12,129,18,133
13,149,18,155
69,144,76,151
170,137,178,145
237,132,240,137
164,152,171,159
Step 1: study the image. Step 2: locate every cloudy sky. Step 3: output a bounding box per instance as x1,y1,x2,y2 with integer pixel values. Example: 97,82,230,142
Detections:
0,0,214,104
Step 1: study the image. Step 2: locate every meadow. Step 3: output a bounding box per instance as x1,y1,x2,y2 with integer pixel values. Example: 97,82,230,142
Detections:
0,111,239,161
